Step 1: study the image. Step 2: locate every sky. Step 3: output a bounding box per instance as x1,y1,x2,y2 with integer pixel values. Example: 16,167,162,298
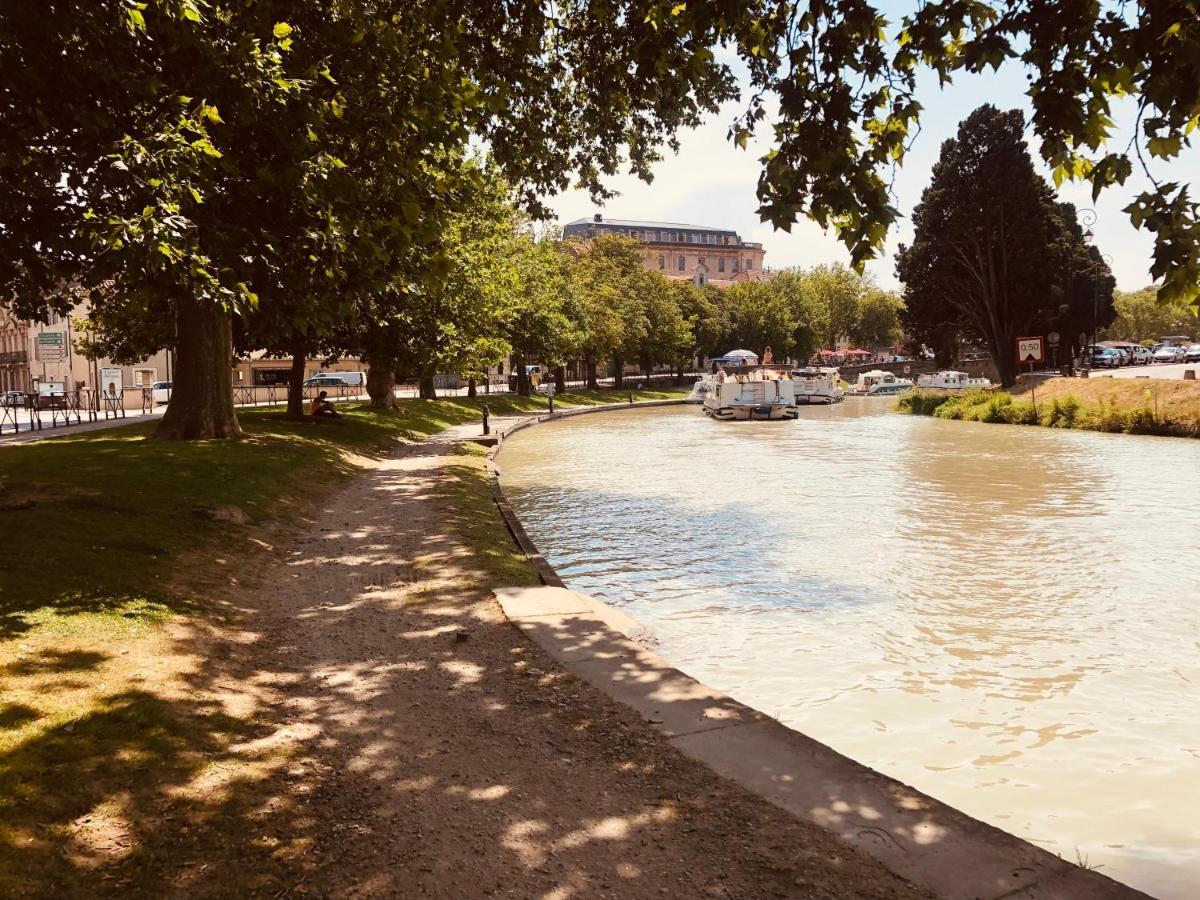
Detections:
543,30,1200,293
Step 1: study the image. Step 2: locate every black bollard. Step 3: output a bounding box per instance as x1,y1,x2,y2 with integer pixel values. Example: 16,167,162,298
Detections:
628,391,633,405
548,392,554,414
482,404,490,435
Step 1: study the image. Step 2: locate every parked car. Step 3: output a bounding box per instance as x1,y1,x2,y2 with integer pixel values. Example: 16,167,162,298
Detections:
1185,344,1200,362
303,371,366,388
1112,347,1131,366
2,390,27,408
35,391,67,410
1126,345,1154,365
1090,346,1121,368
151,381,173,405
1154,345,1186,363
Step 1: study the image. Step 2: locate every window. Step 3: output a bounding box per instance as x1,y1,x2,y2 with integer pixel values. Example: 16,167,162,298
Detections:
677,232,686,242
658,255,665,269
678,255,685,271
629,229,637,238
718,258,725,273
745,258,753,270
732,259,739,271
646,230,656,241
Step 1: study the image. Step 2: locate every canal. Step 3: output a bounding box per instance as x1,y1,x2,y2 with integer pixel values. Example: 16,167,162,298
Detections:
497,400,1200,898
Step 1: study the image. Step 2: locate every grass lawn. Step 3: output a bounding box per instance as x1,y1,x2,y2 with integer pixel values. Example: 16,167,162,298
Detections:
0,387,683,896
897,376,1200,437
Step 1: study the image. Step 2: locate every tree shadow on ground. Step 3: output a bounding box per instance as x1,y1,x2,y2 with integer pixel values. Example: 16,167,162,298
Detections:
0,437,938,900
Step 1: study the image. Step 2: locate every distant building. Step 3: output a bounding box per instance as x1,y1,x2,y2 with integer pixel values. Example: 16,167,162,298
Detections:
563,214,769,287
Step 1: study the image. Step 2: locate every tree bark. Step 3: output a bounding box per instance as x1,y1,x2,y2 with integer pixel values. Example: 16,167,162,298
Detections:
553,365,566,393
467,377,477,398
612,354,624,389
154,294,242,440
286,342,307,419
585,354,599,390
514,354,530,397
418,370,436,400
675,363,684,385
366,366,396,409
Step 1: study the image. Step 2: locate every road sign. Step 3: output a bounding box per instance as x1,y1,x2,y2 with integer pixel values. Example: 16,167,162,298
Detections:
1047,331,1060,347
34,331,66,363
1017,336,1044,363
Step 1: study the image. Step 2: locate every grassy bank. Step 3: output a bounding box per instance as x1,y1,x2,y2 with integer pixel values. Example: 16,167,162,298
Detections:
0,388,680,896
896,377,1200,437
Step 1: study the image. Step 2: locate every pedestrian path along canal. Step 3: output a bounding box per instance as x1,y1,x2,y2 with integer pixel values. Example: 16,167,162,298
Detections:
497,400,1200,898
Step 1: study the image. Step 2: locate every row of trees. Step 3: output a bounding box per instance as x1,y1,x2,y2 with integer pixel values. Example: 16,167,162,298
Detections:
5,6,1194,437
345,198,906,401
1102,287,1200,344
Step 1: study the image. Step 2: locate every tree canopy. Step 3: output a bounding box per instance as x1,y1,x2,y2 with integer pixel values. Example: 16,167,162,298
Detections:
4,1,1197,437
896,105,1114,386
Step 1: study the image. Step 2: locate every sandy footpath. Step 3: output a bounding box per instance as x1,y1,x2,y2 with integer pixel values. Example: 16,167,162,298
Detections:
218,431,930,899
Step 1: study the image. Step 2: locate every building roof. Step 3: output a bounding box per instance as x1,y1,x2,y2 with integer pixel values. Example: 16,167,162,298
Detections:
564,216,736,234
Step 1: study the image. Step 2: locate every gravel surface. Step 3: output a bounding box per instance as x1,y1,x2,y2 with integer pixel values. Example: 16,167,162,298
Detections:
226,434,931,899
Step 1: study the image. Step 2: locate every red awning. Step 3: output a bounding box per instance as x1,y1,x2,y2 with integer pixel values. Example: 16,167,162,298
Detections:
818,349,837,356
845,348,872,355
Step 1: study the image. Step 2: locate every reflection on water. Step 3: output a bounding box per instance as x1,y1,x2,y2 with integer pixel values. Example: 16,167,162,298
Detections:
498,400,1200,898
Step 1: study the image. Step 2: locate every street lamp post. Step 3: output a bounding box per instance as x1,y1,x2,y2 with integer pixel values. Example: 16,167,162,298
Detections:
1079,208,1098,371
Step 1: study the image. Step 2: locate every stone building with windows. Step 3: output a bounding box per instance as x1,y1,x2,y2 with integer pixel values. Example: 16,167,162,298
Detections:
562,214,769,287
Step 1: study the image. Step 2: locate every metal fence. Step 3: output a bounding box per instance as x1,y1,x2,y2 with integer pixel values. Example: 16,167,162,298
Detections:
0,388,154,436
0,371,701,437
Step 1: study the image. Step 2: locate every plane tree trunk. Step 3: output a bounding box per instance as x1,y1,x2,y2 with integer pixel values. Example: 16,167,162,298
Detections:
367,366,396,409
154,294,242,440
286,342,307,419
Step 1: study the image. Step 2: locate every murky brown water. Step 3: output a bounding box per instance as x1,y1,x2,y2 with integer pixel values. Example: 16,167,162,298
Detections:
498,401,1200,898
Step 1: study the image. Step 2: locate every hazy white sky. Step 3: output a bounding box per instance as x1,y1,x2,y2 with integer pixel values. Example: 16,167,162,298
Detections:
544,45,1199,293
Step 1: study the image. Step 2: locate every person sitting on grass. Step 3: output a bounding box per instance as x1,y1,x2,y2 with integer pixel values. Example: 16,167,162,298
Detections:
309,390,342,418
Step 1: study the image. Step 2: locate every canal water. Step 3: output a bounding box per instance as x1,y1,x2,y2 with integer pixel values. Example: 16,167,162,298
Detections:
497,400,1200,898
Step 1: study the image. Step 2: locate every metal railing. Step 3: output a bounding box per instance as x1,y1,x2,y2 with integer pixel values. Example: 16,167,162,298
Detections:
0,372,700,437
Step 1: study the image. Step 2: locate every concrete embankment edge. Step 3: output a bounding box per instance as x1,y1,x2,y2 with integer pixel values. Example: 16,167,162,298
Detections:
483,401,1147,900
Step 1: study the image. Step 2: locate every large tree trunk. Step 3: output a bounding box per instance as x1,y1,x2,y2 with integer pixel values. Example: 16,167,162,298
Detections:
155,294,241,440
992,334,1017,388
675,363,685,385
554,365,566,393
585,354,599,390
612,354,624,390
514,353,530,397
467,377,477,398
418,370,436,400
366,366,396,409
286,342,307,419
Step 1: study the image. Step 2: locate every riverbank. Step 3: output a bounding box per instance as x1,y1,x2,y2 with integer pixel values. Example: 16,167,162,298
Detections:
0,390,930,898
896,376,1200,437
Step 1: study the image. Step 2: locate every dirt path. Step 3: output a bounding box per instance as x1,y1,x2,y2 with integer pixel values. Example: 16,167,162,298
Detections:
222,431,930,899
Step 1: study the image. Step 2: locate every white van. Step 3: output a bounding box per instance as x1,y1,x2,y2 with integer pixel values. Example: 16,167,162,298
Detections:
303,371,366,388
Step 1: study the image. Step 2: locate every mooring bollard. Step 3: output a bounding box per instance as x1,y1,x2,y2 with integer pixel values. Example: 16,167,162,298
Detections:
548,392,554,414
482,404,490,435
628,391,633,405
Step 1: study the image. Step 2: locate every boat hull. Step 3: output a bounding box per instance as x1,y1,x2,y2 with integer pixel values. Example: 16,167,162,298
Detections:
704,403,798,421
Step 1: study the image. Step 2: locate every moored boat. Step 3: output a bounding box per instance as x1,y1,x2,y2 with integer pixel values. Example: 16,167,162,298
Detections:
848,369,914,395
793,366,844,404
915,370,992,390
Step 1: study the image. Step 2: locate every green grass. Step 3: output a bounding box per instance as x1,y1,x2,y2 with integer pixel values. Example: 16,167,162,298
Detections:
440,444,539,589
0,387,683,896
895,386,1195,437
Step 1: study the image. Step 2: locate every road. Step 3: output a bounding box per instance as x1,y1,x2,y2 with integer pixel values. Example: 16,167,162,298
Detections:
1087,360,1200,380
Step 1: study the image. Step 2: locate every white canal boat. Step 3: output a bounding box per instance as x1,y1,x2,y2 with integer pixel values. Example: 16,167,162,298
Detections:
793,367,844,404
915,370,992,390
848,369,914,396
698,364,799,420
